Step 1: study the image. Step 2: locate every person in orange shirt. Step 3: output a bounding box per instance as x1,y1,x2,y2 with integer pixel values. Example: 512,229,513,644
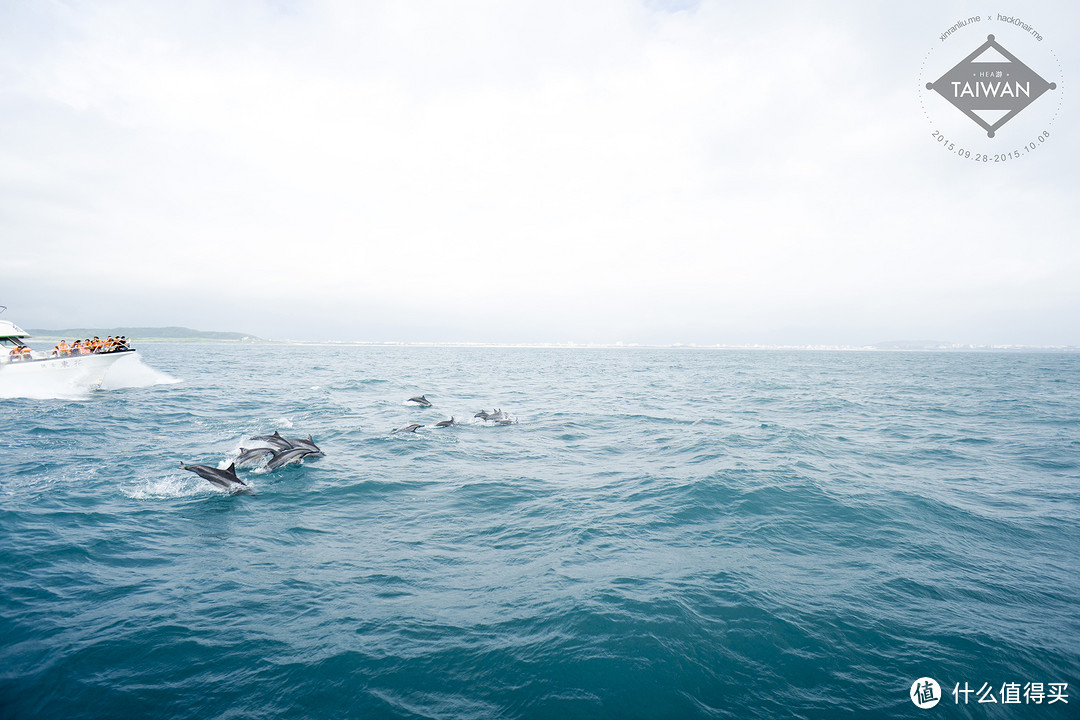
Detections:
19,346,32,361
56,340,70,356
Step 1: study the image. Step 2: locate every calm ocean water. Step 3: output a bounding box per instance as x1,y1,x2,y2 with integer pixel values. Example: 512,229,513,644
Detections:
2,345,1078,719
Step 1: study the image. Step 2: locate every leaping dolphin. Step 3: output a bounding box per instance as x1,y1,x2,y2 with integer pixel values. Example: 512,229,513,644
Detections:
249,431,292,450
180,461,249,492
234,447,275,467
283,434,323,456
392,424,424,434
408,395,433,407
434,417,455,427
265,446,316,471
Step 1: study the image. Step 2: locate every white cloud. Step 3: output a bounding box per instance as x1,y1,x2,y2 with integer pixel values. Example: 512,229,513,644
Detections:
1,0,1078,344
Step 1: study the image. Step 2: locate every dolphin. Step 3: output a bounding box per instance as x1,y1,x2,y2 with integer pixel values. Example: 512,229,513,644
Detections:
474,410,490,420
249,431,292,450
434,417,455,427
180,461,249,492
265,446,316,471
408,395,433,407
234,446,275,467
284,434,323,456
392,423,424,434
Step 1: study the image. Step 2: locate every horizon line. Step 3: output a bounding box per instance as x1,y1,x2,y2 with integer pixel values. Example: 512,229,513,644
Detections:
262,340,1080,351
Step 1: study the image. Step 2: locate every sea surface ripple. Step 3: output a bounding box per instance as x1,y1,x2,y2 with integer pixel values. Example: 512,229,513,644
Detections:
2,345,1078,719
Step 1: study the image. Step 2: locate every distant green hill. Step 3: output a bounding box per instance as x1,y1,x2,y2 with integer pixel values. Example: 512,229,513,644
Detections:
28,326,263,342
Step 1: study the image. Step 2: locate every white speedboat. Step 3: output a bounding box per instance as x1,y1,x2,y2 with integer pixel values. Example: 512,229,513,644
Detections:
0,308,137,388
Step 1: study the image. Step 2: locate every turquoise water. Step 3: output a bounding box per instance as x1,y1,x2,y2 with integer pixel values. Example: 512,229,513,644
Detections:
2,345,1078,719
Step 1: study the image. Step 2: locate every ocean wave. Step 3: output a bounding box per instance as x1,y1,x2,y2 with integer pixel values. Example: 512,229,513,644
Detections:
2,345,1079,719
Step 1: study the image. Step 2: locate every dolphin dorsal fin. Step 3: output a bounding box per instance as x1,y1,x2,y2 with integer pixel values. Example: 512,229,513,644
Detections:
273,431,283,438
227,462,237,476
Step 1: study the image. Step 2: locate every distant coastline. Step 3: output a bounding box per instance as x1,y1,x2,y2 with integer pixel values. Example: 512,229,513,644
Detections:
21,328,1079,351
27,327,263,343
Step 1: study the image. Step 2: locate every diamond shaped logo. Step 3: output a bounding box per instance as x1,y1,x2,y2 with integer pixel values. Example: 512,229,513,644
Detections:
926,34,1057,137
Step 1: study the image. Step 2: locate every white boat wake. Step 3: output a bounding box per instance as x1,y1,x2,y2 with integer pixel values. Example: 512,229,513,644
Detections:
101,353,180,391
0,353,179,400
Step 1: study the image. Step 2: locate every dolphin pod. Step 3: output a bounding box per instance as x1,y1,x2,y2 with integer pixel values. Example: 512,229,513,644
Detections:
250,431,325,455
393,407,518,433
392,400,519,434
182,431,323,492
183,395,522,496
474,409,508,421
475,409,517,425
249,432,323,470
244,432,323,463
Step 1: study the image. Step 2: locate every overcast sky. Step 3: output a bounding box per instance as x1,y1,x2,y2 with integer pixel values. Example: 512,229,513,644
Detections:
2,0,1077,345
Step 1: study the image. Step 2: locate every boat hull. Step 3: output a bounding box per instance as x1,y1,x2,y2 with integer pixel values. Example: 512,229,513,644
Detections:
0,350,137,388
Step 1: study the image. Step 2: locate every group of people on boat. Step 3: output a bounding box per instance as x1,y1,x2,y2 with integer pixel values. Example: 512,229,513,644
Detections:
5,335,133,362
50,336,131,358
